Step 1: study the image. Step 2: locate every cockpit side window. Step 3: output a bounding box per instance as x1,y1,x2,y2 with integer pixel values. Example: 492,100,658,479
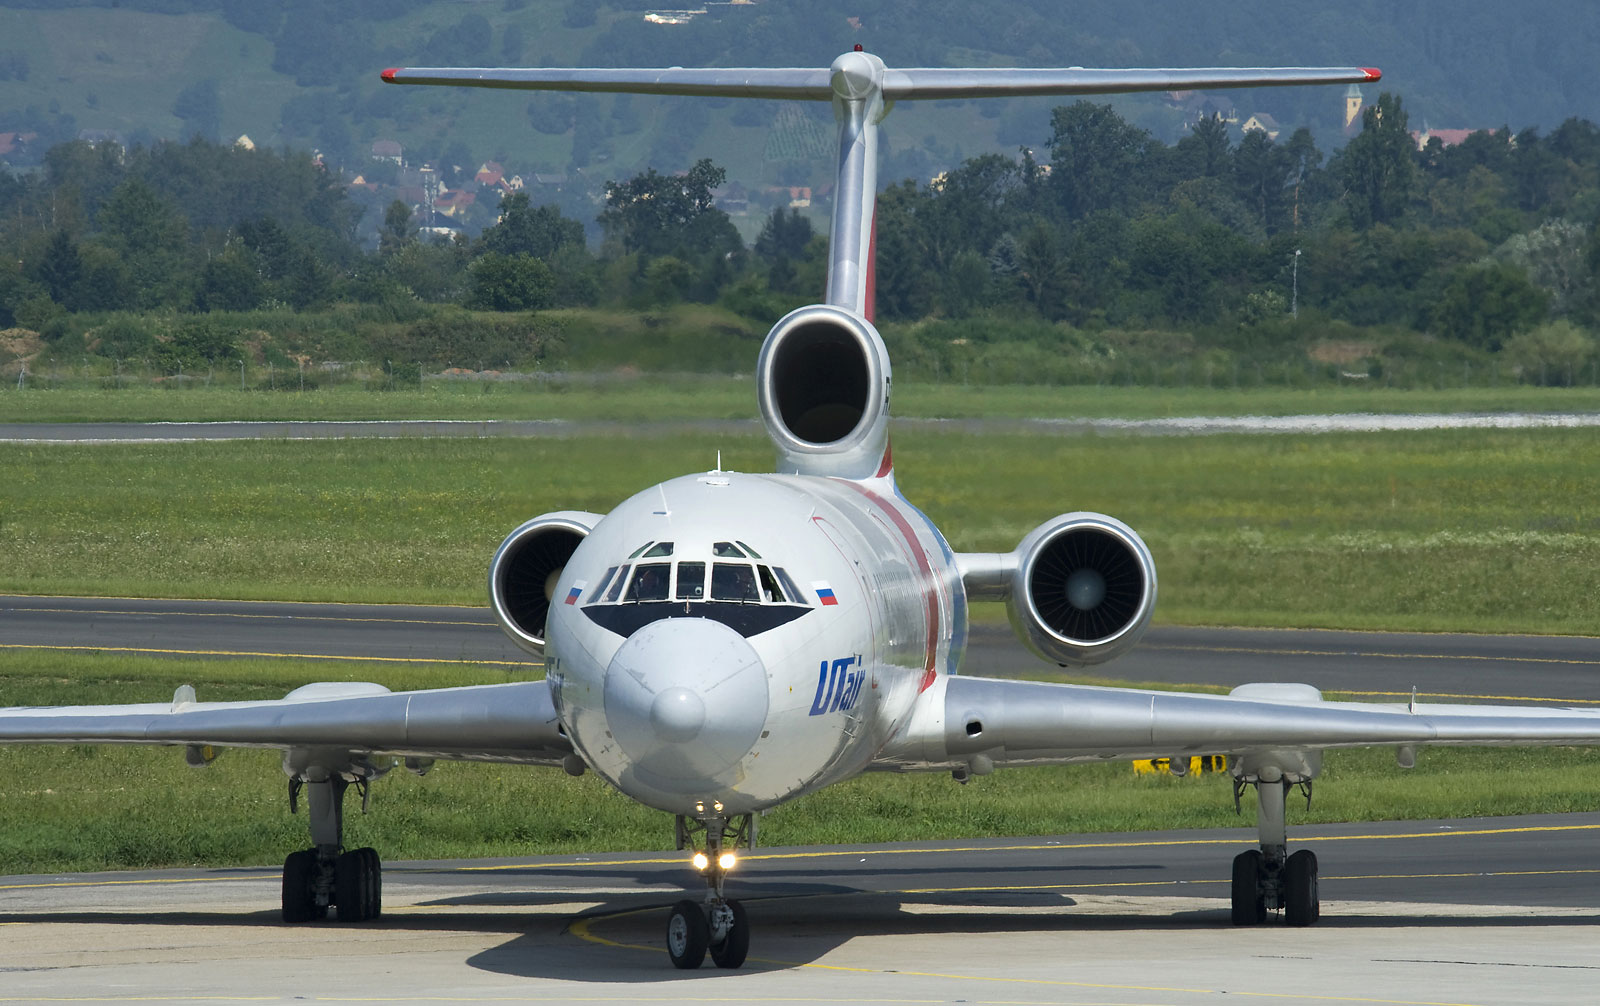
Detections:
642,542,674,557
626,563,671,602
711,563,759,601
773,567,806,605
712,541,745,558
604,565,632,602
736,540,763,559
591,565,620,601
756,565,785,602
628,542,654,559
675,561,706,599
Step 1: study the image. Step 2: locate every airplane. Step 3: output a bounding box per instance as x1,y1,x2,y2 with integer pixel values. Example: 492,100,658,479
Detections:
7,49,1600,972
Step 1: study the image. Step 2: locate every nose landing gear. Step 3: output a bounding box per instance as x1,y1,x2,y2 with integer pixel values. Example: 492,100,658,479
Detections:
668,813,754,969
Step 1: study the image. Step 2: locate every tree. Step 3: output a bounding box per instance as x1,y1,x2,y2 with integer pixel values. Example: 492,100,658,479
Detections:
1431,262,1549,350
754,207,814,291
599,159,741,264
1174,114,1231,180
379,200,415,256
479,193,584,260
1339,92,1418,229
27,230,81,306
173,79,222,143
468,252,554,311
1047,102,1155,220
196,245,264,312
1232,130,1294,234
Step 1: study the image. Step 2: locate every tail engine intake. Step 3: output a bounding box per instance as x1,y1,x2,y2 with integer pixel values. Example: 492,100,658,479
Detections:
489,511,602,656
1007,513,1157,666
757,304,891,479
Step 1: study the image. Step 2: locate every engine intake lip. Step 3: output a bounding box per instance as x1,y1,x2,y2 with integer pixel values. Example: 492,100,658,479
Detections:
757,305,886,456
489,514,595,653
1018,517,1154,650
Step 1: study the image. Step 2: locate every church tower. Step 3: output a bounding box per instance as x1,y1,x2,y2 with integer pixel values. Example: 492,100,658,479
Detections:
1344,84,1365,133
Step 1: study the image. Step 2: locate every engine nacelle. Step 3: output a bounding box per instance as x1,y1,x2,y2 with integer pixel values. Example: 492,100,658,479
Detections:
488,510,603,656
756,304,892,480
1007,513,1157,667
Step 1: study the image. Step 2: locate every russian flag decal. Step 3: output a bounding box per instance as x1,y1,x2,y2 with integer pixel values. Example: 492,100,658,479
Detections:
564,581,586,605
812,581,839,606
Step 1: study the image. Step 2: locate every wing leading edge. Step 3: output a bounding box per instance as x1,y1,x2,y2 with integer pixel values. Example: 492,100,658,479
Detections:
876,676,1600,772
0,679,570,766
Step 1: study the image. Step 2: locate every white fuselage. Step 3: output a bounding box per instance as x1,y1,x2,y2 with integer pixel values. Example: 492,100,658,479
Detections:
543,471,965,815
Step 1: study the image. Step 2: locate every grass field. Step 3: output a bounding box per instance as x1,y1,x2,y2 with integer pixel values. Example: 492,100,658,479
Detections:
2,427,1597,633
2,650,1596,874
3,379,1600,423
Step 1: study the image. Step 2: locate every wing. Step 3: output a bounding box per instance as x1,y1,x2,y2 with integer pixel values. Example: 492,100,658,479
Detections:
380,65,1378,101
875,676,1600,774
0,679,571,766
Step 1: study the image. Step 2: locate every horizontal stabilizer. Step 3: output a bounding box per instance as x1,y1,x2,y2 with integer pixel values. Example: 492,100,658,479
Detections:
381,66,832,99
381,64,1379,100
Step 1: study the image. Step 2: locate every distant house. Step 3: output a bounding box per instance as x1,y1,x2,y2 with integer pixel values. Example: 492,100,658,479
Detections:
78,128,124,149
434,188,477,217
531,172,568,188
475,161,505,187
234,134,256,151
1166,91,1238,127
787,186,810,208
419,210,465,240
371,139,403,165
1240,113,1282,141
1411,127,1480,151
714,181,749,214
347,174,379,194
0,131,36,159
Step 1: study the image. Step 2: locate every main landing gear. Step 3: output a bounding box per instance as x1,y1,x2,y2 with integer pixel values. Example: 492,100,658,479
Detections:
1230,775,1319,927
280,772,384,923
667,813,754,969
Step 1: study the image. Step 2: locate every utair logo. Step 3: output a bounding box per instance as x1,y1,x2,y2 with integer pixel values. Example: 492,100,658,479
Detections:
808,656,864,716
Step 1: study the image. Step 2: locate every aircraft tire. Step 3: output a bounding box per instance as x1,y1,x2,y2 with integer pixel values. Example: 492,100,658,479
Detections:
356,847,383,919
1284,849,1319,927
335,849,375,922
282,849,321,923
1230,850,1266,925
709,899,749,969
667,899,709,969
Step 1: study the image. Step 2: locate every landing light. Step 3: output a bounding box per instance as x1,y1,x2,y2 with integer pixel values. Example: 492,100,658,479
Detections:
692,852,710,871
718,851,738,871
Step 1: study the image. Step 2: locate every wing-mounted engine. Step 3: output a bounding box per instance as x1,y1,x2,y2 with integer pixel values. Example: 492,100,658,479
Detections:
489,510,603,656
958,513,1157,666
756,304,892,480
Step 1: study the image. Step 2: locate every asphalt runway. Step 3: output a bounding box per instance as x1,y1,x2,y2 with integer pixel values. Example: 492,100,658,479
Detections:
4,814,1600,1004
4,594,1598,705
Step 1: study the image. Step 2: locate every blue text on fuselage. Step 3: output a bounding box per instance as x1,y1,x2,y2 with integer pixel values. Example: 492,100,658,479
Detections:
809,656,863,715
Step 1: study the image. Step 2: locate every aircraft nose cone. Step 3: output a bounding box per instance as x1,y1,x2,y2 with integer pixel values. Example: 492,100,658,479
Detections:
603,617,769,791
650,686,706,743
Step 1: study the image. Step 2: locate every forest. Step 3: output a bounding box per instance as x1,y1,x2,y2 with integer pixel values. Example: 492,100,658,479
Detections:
3,90,1600,388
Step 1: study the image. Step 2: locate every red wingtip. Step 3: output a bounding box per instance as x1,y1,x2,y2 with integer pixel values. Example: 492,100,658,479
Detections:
381,67,399,83
1362,67,1382,82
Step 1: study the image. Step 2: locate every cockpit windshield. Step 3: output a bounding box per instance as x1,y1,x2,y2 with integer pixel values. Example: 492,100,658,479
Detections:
586,543,807,607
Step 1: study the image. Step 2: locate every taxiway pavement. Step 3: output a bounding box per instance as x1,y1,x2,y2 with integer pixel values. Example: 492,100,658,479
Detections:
3,814,1598,1005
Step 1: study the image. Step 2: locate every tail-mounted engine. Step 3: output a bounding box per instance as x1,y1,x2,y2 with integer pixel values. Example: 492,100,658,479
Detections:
959,513,1157,667
756,304,892,480
488,510,603,656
